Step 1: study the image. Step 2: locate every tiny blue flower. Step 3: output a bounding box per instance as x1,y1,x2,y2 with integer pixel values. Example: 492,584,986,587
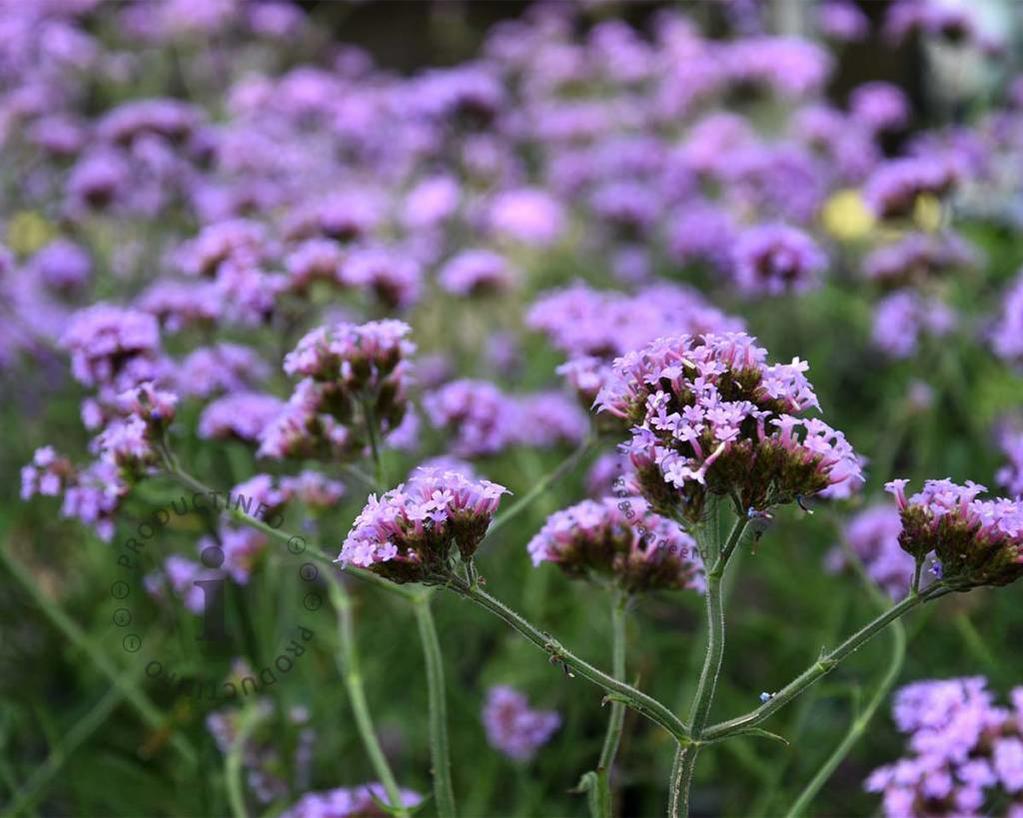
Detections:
760,692,773,703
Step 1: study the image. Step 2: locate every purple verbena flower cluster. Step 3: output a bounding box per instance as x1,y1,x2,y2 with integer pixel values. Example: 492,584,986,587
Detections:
866,677,1023,817
886,479,1023,587
339,468,509,583
481,685,561,762
528,496,704,594
424,380,587,457
597,333,863,521
281,784,423,818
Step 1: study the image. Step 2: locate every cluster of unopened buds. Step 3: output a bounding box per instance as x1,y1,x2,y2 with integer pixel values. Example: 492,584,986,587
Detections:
527,494,705,594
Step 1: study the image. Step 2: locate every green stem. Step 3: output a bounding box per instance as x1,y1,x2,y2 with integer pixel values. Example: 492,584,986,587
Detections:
445,575,689,742
361,396,386,487
0,546,196,766
703,583,946,742
326,580,409,818
782,546,907,818
487,436,595,538
226,707,260,818
669,514,749,816
911,557,924,596
668,745,698,818
414,595,456,818
594,591,629,817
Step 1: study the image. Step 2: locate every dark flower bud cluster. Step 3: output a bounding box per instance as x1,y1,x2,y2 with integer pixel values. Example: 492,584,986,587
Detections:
886,479,1023,588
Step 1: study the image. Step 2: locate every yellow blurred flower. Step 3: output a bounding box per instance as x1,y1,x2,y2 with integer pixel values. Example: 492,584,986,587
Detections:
913,194,943,232
821,189,875,241
7,211,56,255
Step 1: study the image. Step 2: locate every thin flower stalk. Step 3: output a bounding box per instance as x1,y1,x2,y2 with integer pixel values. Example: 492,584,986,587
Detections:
593,590,629,818
669,512,750,817
445,574,690,743
414,594,457,818
782,543,907,818
702,580,950,743
326,580,410,818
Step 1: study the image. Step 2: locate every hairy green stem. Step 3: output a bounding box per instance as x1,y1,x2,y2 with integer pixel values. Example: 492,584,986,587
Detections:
326,580,409,818
669,514,749,816
445,575,689,742
782,544,906,818
594,591,629,817
703,583,947,742
414,595,456,818
669,745,698,818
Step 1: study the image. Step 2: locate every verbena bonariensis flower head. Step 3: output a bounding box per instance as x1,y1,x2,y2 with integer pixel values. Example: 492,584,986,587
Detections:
527,496,704,594
865,676,1023,818
482,686,561,762
596,333,863,522
732,224,826,296
997,426,1023,498
990,272,1023,365
438,249,517,297
61,303,161,388
885,479,1023,587
872,290,955,359
339,467,509,583
281,319,415,439
281,784,423,818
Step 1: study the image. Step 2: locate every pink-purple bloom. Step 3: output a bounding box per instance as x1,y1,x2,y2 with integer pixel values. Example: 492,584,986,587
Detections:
866,677,1023,817
885,479,1023,587
339,467,509,583
732,224,826,296
596,333,863,521
528,496,704,594
281,784,423,818
482,686,561,762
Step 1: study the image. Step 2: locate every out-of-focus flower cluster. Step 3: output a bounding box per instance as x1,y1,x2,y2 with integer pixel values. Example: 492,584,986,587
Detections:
481,685,560,762
207,693,317,806
281,784,423,818
866,677,1023,818
826,505,932,600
